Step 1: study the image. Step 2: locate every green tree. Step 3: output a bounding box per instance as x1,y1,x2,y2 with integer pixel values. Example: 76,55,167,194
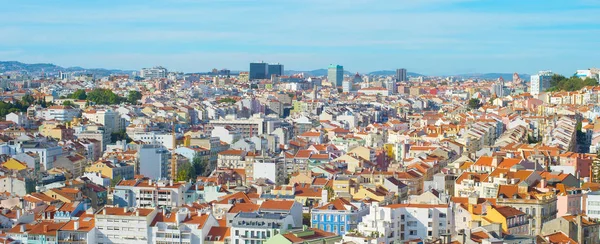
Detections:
62,100,75,106
468,98,481,110
324,185,334,201
111,129,132,143
217,98,236,104
302,213,311,226
87,88,126,105
192,156,211,177
176,161,196,182
69,89,87,100
127,90,142,104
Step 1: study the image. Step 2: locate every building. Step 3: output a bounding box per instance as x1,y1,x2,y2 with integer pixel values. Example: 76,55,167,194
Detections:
268,63,284,77
130,131,176,150
230,212,297,244
586,191,600,219
113,178,192,208
85,160,135,181
396,68,407,82
310,198,369,236
328,64,344,87
95,207,158,243
541,215,600,244
250,62,268,80
140,66,168,79
530,70,553,95
82,109,122,133
356,202,453,243
138,145,170,180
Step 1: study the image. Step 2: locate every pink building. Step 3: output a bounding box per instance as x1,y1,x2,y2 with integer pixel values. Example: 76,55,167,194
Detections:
556,185,583,217
558,152,593,178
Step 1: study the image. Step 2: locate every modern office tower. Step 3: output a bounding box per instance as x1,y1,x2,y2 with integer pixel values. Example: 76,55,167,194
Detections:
328,64,344,86
267,63,284,77
249,62,268,79
530,70,553,95
396,68,407,81
140,66,168,79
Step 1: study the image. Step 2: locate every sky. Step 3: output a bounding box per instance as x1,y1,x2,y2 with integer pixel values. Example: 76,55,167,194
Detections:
1,0,599,75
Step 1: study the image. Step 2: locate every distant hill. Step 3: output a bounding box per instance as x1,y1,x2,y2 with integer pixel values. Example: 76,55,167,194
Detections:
368,70,424,77
454,73,530,81
285,69,424,77
0,61,134,77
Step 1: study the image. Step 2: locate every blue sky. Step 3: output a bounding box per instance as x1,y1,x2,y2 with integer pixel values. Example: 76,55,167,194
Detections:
1,0,599,75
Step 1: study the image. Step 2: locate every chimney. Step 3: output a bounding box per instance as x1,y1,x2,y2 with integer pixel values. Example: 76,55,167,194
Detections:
19,224,25,232
123,208,128,213
16,209,20,219
540,179,547,188
43,224,48,233
136,209,140,216
74,221,79,230
102,208,106,215
492,156,502,167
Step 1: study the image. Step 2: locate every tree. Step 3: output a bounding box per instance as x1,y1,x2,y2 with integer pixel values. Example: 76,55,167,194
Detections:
547,74,598,92
69,89,87,100
192,156,211,177
176,161,196,182
217,98,236,104
62,100,75,106
302,213,311,226
468,98,481,110
86,88,125,105
127,90,142,104
111,129,131,143
324,185,334,201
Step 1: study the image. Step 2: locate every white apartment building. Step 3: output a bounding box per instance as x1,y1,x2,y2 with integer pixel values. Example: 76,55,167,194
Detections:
141,66,168,79
138,144,170,180
586,191,600,219
231,212,297,244
354,202,454,243
530,70,553,96
95,207,159,244
131,131,176,149
150,208,219,244
41,105,80,122
114,178,191,208
82,109,122,133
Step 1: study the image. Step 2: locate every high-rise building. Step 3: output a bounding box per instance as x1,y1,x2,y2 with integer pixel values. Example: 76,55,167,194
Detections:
530,70,553,95
267,63,284,77
249,62,268,80
140,66,168,79
396,68,407,82
328,64,344,87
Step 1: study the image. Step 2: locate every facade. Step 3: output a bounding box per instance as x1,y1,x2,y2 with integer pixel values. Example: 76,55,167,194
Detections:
586,191,600,219
141,66,168,79
267,64,284,77
530,70,553,95
230,212,297,244
396,68,407,82
250,62,268,80
327,64,344,87
310,198,369,236
113,178,192,208
131,131,176,149
138,144,170,180
357,202,453,243
95,207,158,243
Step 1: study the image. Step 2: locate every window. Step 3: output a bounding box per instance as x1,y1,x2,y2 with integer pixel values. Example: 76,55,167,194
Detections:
428,222,432,227
313,215,317,220
409,230,417,235
340,215,345,221
340,225,345,233
428,231,432,236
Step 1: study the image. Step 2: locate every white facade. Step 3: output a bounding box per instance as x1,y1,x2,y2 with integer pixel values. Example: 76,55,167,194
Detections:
131,131,176,149
530,70,553,96
586,191,600,219
138,145,170,180
95,207,159,244
82,109,122,133
41,106,80,122
140,66,168,79
356,202,454,243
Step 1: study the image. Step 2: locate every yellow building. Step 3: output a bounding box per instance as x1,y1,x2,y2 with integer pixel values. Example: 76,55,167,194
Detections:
85,161,134,180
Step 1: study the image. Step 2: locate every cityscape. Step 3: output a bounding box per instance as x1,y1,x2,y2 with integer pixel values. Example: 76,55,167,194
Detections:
1,1,600,244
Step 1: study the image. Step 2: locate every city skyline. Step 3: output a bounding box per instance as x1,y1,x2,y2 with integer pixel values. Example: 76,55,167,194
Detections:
1,0,599,75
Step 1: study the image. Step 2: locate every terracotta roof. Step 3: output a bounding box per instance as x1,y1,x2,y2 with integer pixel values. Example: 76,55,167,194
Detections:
206,226,230,241
315,198,357,211
494,205,525,218
543,232,576,244
260,200,295,211
228,203,259,213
